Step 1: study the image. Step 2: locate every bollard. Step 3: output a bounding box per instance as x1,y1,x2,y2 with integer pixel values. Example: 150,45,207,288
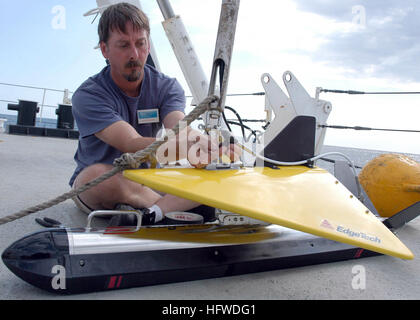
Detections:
7,100,39,126
55,104,74,129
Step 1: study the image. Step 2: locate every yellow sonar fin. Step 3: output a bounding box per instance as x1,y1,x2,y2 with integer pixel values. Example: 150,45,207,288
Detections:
123,166,414,260
107,224,278,244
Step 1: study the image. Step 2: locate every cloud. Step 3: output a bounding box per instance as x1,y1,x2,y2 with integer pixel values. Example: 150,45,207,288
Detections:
291,0,420,82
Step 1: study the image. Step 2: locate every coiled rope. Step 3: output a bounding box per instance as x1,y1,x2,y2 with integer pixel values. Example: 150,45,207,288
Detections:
0,95,219,226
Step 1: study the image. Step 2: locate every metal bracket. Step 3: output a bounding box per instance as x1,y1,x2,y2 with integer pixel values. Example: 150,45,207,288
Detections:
205,162,242,170
261,71,332,155
383,201,420,229
218,212,270,226
86,210,143,232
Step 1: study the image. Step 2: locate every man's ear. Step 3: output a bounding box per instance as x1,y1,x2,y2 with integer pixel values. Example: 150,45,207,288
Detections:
99,41,108,59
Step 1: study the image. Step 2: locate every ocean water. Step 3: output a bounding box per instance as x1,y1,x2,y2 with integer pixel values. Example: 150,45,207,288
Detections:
0,113,77,129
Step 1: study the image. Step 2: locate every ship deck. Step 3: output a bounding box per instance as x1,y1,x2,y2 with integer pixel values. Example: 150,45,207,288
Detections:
1,131,420,300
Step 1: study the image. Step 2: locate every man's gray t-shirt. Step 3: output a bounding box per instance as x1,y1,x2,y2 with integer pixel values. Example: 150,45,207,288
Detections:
69,64,185,186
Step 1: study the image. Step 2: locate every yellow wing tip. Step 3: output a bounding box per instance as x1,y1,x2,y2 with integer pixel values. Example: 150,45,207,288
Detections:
374,244,414,260
396,249,414,260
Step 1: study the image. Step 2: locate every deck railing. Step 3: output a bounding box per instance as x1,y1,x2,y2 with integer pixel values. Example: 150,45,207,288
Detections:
0,82,73,123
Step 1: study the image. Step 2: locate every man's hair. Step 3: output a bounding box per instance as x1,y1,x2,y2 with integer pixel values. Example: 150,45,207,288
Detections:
98,2,150,44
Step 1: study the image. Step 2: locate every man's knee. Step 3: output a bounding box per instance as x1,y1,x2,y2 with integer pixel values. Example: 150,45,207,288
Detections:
73,163,155,209
73,163,122,210
74,163,113,187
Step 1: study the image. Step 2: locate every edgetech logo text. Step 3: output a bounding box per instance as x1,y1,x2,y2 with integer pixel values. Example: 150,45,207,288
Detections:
336,226,381,243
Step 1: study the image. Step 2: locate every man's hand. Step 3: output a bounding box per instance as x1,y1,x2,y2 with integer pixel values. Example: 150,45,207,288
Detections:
160,111,243,168
186,131,243,168
155,127,219,167
155,126,243,168
186,130,220,168
219,143,242,163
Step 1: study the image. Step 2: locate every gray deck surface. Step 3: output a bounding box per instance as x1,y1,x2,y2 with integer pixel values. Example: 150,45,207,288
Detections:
1,132,419,300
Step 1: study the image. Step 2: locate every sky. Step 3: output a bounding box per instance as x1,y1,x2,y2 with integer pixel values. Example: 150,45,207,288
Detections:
0,0,419,154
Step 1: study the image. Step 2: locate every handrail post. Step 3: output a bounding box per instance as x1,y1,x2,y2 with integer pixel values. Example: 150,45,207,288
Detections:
39,88,46,123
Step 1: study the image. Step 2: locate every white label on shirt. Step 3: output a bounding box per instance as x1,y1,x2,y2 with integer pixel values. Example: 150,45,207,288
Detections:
137,108,159,124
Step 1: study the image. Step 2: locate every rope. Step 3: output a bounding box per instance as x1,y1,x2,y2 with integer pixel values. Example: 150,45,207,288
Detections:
0,167,122,226
0,95,219,226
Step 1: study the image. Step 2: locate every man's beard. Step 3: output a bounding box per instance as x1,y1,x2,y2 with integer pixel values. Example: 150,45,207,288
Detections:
123,60,143,82
124,70,142,82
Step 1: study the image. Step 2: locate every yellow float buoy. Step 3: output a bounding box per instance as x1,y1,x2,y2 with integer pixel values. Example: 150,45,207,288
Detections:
358,154,420,217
